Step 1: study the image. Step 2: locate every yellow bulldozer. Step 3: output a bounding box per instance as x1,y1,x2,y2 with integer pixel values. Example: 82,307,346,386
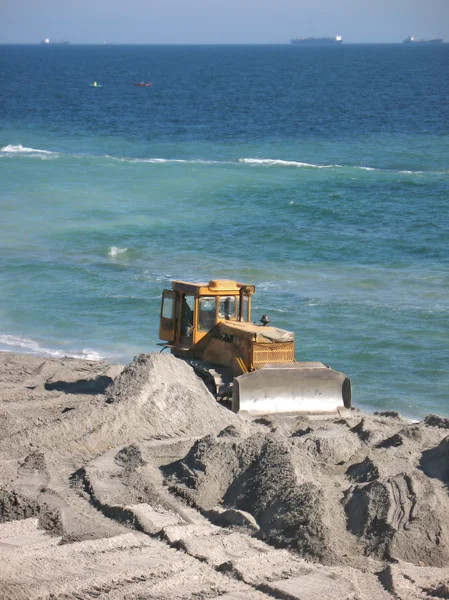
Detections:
159,279,351,415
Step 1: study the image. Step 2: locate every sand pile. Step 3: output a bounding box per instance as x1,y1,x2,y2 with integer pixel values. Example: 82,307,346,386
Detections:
0,352,237,459
104,353,239,439
0,351,448,599
161,413,449,569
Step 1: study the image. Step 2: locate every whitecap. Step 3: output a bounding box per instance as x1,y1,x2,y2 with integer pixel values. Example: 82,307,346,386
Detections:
75,349,106,361
238,158,337,168
1,144,53,154
0,334,45,354
108,246,128,256
0,334,106,361
238,157,391,171
110,156,223,165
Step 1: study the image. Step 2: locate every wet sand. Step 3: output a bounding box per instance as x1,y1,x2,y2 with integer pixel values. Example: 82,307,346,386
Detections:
0,351,448,599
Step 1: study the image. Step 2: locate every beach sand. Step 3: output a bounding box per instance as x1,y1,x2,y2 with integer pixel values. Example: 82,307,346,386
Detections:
0,350,448,599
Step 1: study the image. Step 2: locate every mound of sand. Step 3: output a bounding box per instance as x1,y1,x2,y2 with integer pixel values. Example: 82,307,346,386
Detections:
0,351,448,599
104,353,239,438
0,352,237,459
162,413,449,569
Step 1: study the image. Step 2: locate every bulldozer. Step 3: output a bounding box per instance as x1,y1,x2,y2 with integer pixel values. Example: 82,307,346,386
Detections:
159,279,351,415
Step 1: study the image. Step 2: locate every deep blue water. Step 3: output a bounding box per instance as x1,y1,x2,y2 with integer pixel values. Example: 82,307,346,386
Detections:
1,44,448,419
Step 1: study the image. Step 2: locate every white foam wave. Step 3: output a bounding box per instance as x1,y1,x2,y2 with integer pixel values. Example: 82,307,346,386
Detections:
239,158,337,168
1,146,433,176
108,246,128,256
1,144,54,155
238,158,395,172
125,156,436,175
111,156,223,165
0,146,430,175
108,155,441,175
0,334,105,361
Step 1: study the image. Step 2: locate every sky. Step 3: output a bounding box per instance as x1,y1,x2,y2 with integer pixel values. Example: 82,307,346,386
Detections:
1,0,449,44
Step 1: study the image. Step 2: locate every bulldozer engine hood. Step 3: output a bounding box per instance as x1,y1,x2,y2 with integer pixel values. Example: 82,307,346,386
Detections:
216,320,294,343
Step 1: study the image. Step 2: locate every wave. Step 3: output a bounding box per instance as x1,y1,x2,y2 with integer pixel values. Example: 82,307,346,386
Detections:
0,334,105,361
110,156,225,165
1,144,442,175
108,156,446,175
238,158,384,172
1,144,55,155
108,246,128,256
239,158,339,169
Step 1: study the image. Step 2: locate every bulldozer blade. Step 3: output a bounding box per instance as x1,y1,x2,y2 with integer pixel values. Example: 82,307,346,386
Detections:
232,362,351,415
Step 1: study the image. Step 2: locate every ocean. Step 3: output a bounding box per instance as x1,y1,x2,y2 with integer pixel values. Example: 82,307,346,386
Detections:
0,43,448,420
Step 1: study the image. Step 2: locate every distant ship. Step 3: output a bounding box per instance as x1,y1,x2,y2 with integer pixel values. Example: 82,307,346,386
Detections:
40,38,69,45
290,36,343,45
403,35,443,45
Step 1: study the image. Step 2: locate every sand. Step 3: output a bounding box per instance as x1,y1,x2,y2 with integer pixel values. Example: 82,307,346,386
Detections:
0,351,448,600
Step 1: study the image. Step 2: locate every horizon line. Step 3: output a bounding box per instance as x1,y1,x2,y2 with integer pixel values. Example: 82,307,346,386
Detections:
0,41,446,46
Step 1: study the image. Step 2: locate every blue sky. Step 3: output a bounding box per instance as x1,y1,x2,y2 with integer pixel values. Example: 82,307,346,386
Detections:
2,0,449,44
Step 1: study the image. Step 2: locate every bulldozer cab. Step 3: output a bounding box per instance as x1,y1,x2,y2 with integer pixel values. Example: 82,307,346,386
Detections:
159,279,255,348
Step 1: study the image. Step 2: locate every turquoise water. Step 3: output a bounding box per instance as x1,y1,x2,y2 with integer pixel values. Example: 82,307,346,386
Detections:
1,44,448,419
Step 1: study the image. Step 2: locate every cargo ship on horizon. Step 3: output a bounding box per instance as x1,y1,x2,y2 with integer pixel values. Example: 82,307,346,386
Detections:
40,38,70,45
290,36,343,45
403,35,443,44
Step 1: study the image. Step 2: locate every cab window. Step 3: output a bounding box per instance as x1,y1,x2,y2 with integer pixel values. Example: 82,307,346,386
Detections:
218,296,236,320
180,295,194,340
198,296,216,331
242,294,249,321
161,295,174,320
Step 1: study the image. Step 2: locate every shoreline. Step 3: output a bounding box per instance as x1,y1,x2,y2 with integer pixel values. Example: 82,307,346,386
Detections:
0,350,448,599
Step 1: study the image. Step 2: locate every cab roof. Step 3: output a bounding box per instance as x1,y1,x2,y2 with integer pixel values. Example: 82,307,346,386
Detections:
172,279,255,296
